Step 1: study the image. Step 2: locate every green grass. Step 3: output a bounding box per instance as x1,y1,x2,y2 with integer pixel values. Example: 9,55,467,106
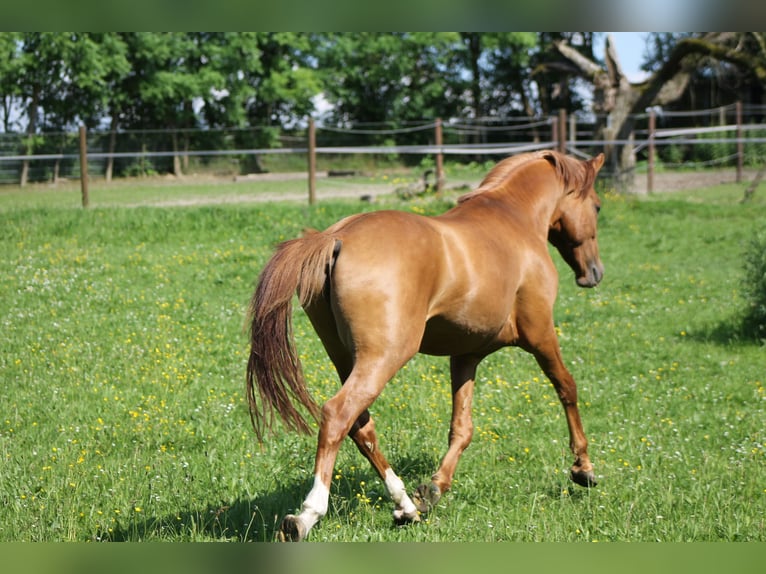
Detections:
1,178,764,542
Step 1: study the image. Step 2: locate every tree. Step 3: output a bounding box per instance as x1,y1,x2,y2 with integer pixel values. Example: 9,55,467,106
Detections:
0,33,23,133
317,33,464,125
193,32,322,172
47,34,130,182
243,33,321,128
458,32,538,119
113,33,222,175
109,33,323,175
533,33,601,117
650,33,766,110
189,32,263,130
0,33,130,183
15,33,75,185
550,32,765,186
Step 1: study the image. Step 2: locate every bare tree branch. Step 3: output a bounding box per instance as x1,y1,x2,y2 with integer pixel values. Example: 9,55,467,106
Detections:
678,37,766,82
604,33,625,86
553,39,605,81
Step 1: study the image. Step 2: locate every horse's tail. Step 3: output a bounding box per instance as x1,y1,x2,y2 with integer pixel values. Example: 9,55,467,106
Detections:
246,231,339,442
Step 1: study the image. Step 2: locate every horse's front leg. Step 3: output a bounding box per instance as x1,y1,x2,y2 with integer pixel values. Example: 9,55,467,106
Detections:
528,337,597,487
413,355,480,514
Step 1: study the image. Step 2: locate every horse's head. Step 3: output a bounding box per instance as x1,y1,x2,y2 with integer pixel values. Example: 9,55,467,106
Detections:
548,153,605,288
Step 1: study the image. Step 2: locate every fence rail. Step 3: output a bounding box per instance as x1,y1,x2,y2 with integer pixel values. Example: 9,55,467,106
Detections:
1,103,765,205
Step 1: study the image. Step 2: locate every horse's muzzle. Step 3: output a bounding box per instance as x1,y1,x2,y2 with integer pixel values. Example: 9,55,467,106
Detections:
576,261,604,288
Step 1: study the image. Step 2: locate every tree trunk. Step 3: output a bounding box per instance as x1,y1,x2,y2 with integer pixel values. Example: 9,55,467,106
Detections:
172,130,182,177
2,96,11,133
466,34,482,119
105,116,117,183
461,33,484,161
182,132,190,172
20,88,39,187
20,155,30,187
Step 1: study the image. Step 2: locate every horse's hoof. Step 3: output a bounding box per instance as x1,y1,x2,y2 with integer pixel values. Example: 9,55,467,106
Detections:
570,469,598,488
393,508,421,527
276,514,306,542
412,482,442,514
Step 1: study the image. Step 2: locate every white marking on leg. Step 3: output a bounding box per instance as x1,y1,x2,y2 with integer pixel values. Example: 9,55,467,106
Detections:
384,468,419,521
295,474,329,535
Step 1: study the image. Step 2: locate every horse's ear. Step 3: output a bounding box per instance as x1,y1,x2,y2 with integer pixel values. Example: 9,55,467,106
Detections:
591,153,605,171
576,153,605,195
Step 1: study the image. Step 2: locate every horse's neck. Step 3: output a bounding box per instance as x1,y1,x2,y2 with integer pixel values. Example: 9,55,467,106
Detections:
492,177,563,236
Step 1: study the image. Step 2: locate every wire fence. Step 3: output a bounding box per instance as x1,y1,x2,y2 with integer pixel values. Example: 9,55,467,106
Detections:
1,103,765,191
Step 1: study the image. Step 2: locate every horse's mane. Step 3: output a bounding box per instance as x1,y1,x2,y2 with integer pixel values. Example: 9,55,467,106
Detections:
457,150,597,204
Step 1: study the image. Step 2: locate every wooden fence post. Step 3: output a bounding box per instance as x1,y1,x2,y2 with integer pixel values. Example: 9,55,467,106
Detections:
79,125,90,208
569,112,576,149
647,109,656,194
736,101,743,183
435,118,444,194
558,108,567,153
307,118,316,205
105,120,116,183
550,115,558,151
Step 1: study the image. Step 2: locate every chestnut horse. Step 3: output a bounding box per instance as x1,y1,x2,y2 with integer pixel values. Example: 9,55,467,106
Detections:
247,150,605,542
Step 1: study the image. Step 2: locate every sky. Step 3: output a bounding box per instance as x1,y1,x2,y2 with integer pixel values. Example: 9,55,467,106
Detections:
605,32,650,82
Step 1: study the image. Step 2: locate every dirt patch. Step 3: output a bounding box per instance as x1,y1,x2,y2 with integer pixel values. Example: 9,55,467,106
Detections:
627,168,758,194
81,166,762,208
141,183,396,208
144,170,757,208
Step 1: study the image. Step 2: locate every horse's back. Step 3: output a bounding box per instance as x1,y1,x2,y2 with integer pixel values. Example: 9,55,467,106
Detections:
319,208,536,356
327,209,441,247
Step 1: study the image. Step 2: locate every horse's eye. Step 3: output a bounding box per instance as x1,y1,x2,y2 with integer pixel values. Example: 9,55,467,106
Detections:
595,204,601,215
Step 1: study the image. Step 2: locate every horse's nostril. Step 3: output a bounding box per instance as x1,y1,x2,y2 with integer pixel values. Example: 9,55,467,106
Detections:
592,264,604,283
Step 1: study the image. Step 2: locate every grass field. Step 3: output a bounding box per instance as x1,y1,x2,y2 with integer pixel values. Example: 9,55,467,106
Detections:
1,172,764,542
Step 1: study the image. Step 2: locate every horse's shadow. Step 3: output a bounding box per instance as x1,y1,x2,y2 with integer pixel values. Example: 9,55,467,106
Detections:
99,482,305,542
100,453,437,542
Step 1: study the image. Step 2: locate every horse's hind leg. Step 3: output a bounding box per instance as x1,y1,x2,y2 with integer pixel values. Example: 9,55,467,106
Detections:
277,346,420,541
349,410,420,524
306,301,419,524
413,355,480,514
